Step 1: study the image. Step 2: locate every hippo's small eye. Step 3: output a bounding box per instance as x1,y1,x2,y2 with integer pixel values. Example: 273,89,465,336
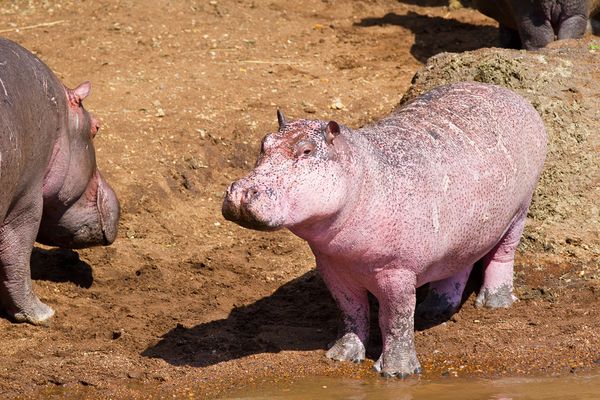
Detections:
295,140,316,158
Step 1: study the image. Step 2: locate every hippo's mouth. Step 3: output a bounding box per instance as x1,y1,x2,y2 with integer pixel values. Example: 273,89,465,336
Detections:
96,172,120,245
222,196,282,232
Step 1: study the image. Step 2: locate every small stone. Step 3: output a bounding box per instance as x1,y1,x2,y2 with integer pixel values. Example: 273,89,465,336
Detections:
330,98,345,110
302,101,317,114
196,129,207,139
448,0,463,10
112,329,123,340
127,370,143,379
48,375,65,385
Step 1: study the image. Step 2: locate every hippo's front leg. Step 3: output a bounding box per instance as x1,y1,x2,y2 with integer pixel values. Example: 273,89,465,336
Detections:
0,196,54,325
373,268,421,378
317,260,369,363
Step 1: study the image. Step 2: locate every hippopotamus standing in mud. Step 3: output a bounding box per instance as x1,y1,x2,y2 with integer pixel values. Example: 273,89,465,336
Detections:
222,82,547,377
0,38,120,325
470,0,600,49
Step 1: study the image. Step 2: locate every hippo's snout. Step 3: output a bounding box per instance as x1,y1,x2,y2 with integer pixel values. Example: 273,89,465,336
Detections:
222,182,243,222
222,180,282,232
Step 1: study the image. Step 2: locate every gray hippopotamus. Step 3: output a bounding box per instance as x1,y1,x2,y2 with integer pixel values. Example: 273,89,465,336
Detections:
222,82,547,377
469,0,600,49
0,38,120,325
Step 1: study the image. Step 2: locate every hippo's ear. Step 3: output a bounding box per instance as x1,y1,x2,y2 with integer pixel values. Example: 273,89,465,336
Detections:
277,109,286,131
325,121,340,145
73,81,92,103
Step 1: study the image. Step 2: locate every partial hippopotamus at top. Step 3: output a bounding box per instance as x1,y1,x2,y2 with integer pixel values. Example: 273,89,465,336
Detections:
0,38,120,325
470,0,600,49
222,82,547,377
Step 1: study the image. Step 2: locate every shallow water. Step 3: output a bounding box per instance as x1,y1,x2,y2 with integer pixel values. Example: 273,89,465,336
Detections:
221,374,600,400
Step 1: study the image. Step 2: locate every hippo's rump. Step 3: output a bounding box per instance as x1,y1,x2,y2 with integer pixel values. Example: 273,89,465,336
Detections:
356,82,547,278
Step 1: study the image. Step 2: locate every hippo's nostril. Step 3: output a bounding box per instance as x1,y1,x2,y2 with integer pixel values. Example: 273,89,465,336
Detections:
243,186,260,202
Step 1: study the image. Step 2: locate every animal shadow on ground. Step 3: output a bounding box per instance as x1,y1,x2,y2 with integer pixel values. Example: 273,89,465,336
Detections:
30,247,94,288
397,0,474,6
356,11,499,62
396,0,452,6
143,268,480,367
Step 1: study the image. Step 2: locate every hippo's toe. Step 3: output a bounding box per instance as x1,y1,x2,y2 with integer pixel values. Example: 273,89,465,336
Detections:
374,343,421,378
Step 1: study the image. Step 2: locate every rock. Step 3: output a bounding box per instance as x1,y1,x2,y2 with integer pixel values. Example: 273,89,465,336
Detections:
127,370,144,379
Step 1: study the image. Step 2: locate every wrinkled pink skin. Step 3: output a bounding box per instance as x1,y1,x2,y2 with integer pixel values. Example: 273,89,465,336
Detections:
0,38,120,325
223,82,547,377
472,0,600,49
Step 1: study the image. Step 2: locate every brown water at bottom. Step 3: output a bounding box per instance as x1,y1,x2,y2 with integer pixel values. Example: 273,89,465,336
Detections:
221,374,600,400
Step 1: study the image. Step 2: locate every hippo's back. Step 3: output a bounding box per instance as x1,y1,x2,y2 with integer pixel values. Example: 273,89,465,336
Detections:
364,81,547,182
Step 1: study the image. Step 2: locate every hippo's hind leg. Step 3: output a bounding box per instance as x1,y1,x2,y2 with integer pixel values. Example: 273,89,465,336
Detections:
416,264,473,320
475,208,527,309
0,195,54,325
318,261,369,363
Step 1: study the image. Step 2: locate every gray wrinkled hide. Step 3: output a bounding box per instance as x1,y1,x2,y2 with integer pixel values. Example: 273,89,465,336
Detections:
470,0,600,49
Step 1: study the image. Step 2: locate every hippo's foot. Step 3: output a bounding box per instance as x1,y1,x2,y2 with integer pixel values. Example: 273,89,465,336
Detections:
475,286,516,309
416,291,457,321
9,299,54,325
373,343,421,378
326,333,366,363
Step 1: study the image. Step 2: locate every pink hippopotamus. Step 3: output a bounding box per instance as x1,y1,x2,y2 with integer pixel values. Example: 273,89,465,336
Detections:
0,38,120,325
222,82,547,377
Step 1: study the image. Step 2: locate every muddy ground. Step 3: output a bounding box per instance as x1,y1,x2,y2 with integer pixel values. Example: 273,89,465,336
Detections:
0,0,599,398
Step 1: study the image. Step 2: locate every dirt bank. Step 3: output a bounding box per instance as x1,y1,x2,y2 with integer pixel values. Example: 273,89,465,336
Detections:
0,1,599,398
